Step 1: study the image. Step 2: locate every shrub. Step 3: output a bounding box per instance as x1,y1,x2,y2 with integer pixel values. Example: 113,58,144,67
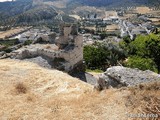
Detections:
15,83,27,94
124,56,157,72
83,42,126,71
24,40,32,46
4,48,12,53
83,45,108,70
120,33,160,73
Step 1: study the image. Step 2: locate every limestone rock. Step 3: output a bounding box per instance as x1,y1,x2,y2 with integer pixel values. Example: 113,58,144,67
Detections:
97,66,160,89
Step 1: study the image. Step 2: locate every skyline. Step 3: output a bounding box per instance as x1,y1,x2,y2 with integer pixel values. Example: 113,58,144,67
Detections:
0,0,15,2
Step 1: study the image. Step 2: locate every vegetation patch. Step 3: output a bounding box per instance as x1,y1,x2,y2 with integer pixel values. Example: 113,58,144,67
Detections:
120,33,160,73
83,42,125,71
15,83,27,94
124,56,157,72
24,40,32,46
0,39,19,47
0,39,20,53
86,69,103,73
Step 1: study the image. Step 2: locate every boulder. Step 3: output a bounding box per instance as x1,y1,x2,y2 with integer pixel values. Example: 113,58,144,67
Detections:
94,73,109,91
96,66,160,90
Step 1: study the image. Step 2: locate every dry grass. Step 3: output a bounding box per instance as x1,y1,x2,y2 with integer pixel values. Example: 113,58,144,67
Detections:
136,7,151,14
126,82,160,120
0,59,159,119
142,97,160,119
0,27,25,39
106,24,119,32
69,15,81,20
105,11,117,17
45,45,51,49
44,44,59,50
15,83,27,94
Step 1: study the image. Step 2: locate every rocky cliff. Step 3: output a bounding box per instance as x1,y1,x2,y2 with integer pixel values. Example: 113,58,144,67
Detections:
96,66,160,90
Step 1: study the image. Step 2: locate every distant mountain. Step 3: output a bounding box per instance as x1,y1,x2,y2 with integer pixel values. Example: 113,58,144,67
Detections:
0,0,58,26
74,0,160,7
0,0,159,26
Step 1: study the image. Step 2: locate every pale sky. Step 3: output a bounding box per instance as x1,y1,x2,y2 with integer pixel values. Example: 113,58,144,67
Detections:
0,0,15,2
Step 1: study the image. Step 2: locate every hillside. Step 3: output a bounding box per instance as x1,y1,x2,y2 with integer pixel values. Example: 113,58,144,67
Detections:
0,0,32,20
74,0,160,7
0,59,159,119
0,0,160,26
14,5,58,25
0,0,58,26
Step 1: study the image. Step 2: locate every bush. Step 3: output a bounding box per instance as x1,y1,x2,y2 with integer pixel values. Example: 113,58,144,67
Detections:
83,42,126,71
0,39,19,47
83,45,108,70
120,33,160,73
124,56,157,72
24,40,32,46
4,48,12,53
15,83,27,94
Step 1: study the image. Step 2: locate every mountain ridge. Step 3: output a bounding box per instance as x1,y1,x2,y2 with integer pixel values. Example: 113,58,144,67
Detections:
72,0,160,7
0,0,159,26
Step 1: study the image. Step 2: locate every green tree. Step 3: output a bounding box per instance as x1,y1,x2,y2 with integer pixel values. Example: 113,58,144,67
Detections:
129,35,150,57
124,56,157,72
83,45,108,70
145,34,160,73
120,33,160,73
119,36,132,55
99,32,107,40
83,42,126,70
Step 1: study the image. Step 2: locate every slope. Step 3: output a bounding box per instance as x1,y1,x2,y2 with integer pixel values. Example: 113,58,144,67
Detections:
74,0,160,7
0,59,159,119
0,1,58,26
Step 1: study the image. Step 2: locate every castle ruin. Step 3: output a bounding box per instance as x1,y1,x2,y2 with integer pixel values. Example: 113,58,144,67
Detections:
10,24,84,73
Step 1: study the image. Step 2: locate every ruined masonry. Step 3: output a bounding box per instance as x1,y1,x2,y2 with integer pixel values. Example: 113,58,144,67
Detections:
10,24,84,73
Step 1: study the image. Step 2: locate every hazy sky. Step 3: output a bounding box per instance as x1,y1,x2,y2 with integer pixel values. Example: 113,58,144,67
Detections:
0,0,14,2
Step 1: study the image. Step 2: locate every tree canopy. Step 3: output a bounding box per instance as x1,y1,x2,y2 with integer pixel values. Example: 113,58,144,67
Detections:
120,33,160,73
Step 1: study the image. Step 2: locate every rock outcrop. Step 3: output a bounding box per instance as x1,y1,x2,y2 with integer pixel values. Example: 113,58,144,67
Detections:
96,66,160,90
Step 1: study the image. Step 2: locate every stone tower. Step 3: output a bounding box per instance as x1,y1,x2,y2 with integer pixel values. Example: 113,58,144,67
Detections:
55,23,78,49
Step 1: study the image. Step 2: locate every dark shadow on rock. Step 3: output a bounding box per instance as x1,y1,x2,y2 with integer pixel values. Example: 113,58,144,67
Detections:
70,72,97,86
